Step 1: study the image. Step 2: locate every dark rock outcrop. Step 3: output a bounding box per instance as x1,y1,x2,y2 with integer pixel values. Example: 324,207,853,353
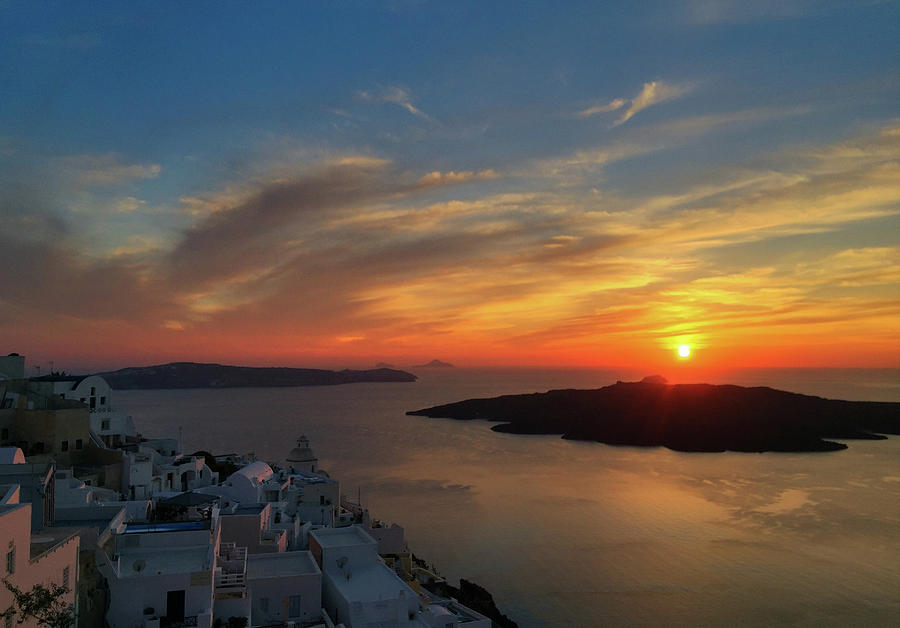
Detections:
408,380,899,453
422,579,518,628
95,362,417,389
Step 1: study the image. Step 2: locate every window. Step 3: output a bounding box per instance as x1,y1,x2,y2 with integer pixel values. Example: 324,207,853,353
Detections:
259,597,269,612
61,440,69,452
101,419,110,431
90,387,95,395
288,595,301,618
62,566,70,589
6,544,14,575
100,396,106,405
75,439,83,450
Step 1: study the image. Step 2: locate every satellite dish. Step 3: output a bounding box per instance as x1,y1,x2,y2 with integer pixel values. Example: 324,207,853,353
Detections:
336,556,348,569
133,559,146,572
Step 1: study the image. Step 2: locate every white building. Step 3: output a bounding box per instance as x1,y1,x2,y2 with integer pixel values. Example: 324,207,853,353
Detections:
45,375,137,449
123,445,218,500
54,467,119,506
219,503,288,554
310,526,420,627
246,551,322,625
0,449,55,530
97,513,219,627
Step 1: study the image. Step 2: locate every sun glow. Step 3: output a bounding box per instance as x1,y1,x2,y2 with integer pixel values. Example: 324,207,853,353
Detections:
678,344,691,358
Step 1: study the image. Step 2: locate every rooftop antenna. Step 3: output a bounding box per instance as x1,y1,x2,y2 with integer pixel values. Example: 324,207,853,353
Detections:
34,365,41,376
48,360,54,374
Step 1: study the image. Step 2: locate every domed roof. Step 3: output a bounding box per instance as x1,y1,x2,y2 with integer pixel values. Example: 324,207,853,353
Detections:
287,435,317,463
0,447,26,464
229,460,274,485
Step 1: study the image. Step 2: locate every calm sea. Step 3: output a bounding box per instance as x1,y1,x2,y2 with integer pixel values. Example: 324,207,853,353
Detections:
119,368,900,627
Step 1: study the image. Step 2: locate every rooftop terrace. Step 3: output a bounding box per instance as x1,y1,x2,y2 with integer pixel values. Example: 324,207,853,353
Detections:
326,561,415,603
114,545,211,578
247,551,320,579
311,525,375,549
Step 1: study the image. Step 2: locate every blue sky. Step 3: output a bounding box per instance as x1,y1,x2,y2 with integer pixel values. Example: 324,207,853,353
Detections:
1,0,898,369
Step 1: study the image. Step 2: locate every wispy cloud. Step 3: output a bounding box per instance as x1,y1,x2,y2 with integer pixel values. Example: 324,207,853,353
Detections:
416,169,498,187
533,105,809,182
573,81,693,126
575,98,626,118
614,81,693,126
355,86,435,122
54,153,161,188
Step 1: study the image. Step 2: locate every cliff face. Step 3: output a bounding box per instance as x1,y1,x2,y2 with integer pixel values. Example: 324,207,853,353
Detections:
95,362,417,389
408,381,900,453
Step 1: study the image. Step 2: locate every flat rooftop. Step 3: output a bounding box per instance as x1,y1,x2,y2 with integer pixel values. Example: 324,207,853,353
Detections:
231,504,266,515
310,526,375,549
30,529,79,559
326,561,415,603
247,551,320,579
116,545,210,577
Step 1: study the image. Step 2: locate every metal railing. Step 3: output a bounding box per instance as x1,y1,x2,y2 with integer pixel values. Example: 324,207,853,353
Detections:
215,542,247,590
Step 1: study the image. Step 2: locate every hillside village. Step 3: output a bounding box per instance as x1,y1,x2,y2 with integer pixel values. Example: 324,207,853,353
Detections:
0,353,498,628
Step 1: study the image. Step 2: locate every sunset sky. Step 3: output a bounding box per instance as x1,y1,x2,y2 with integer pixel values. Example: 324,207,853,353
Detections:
2,1,899,371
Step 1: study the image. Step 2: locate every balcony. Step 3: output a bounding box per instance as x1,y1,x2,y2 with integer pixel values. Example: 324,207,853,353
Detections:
259,527,287,552
214,543,247,596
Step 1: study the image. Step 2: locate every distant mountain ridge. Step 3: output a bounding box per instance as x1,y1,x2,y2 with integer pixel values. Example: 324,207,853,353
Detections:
408,379,900,453
95,361,417,389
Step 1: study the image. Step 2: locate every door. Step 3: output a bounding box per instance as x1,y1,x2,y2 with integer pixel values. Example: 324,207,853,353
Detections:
166,589,185,621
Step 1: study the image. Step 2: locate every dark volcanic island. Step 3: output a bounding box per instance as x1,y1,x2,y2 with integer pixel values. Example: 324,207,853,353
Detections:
408,377,900,453
96,361,417,389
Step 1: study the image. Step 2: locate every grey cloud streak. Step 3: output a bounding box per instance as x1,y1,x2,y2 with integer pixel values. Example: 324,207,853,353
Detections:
168,162,398,289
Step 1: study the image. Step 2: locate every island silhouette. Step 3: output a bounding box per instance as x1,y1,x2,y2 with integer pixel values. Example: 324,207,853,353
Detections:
408,377,899,453
413,359,455,368
95,362,417,389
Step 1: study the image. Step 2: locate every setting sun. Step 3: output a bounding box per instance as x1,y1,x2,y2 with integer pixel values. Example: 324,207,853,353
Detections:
678,344,691,358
